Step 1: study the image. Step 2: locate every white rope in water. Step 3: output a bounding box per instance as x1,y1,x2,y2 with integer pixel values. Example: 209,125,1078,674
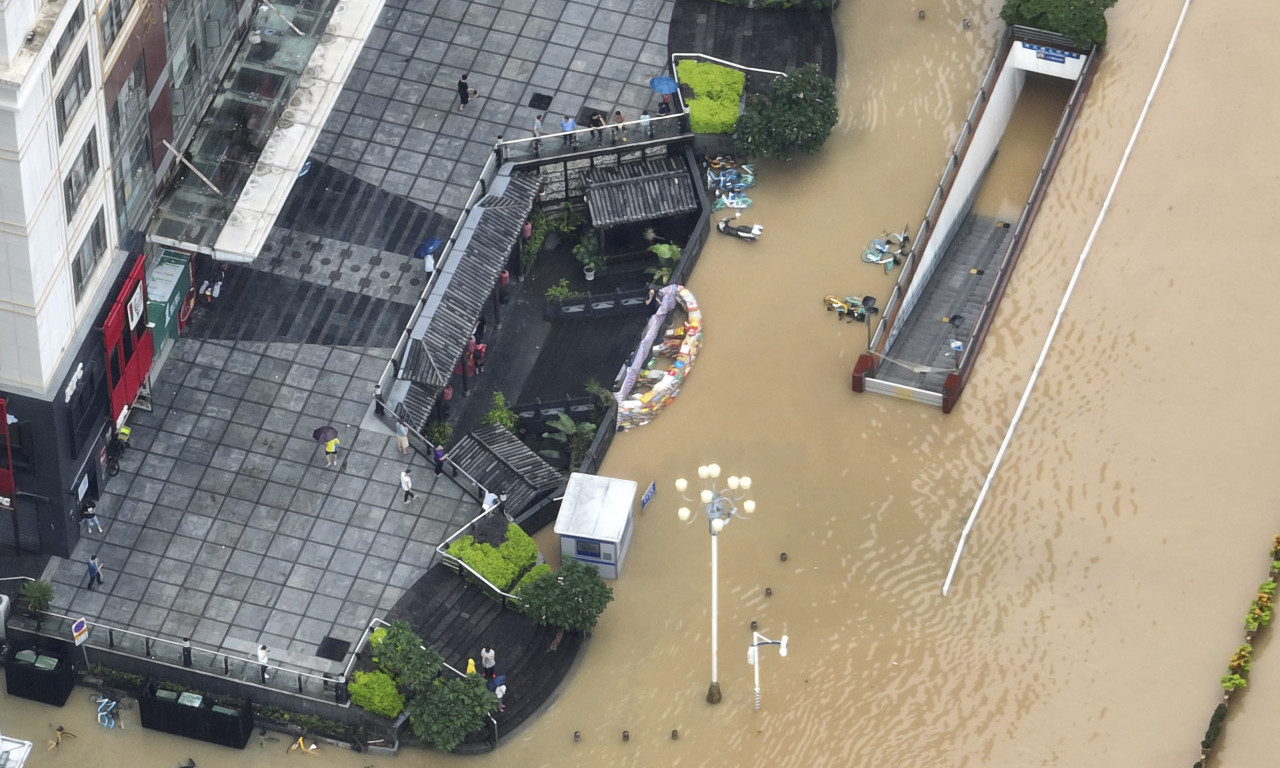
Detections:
942,2,1196,596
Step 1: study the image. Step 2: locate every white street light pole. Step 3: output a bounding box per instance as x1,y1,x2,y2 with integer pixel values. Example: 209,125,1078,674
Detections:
748,631,788,711
676,464,755,704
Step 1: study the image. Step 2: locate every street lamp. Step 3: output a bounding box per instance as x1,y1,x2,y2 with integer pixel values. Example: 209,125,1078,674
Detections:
676,464,756,704
748,631,788,711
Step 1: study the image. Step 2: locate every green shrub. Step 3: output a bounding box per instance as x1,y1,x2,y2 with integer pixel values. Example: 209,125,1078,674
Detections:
424,421,452,447
1000,0,1115,48
514,563,552,595
545,278,584,303
521,207,548,273
18,579,52,614
481,391,518,433
1221,673,1247,692
256,706,364,742
737,63,838,161
676,60,745,134
349,670,405,719
371,620,443,695
1201,702,1228,750
498,523,539,574
407,675,497,752
89,664,145,692
448,535,519,591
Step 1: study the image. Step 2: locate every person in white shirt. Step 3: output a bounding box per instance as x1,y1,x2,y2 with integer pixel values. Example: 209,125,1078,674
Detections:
400,470,415,504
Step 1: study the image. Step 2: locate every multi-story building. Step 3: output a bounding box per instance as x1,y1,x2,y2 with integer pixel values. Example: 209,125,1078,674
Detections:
0,0,373,556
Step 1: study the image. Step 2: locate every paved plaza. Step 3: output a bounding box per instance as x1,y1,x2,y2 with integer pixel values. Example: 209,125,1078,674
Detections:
36,0,677,684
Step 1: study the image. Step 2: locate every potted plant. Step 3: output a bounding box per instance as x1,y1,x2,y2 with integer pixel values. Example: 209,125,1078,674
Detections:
539,412,598,471
18,579,52,629
572,231,604,280
645,243,682,285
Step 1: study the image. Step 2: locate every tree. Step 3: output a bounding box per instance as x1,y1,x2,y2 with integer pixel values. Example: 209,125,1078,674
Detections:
370,620,443,696
517,558,614,633
736,64,838,162
407,674,497,752
1000,0,1117,48
539,411,598,470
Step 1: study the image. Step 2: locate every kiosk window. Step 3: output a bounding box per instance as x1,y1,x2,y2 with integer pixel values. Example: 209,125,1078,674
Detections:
575,540,601,558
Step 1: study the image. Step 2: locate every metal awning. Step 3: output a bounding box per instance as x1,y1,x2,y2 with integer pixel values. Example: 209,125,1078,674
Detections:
147,0,383,262
583,156,701,228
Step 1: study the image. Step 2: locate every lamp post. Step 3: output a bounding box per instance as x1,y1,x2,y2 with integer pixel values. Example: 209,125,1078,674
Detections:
748,631,788,711
676,464,756,704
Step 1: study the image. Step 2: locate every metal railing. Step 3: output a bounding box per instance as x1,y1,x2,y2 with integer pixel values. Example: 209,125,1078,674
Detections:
497,113,689,164
434,508,526,609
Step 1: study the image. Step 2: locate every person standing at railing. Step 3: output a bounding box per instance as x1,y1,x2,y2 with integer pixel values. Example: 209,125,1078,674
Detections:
641,110,652,138
433,444,448,476
588,111,606,143
395,420,410,455
560,115,576,147
533,114,543,146
257,645,271,683
611,110,627,142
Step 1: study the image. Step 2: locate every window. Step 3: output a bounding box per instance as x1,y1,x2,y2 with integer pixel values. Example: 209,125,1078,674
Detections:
50,2,85,75
63,132,100,221
99,0,138,53
55,52,91,138
71,211,107,303
575,540,602,558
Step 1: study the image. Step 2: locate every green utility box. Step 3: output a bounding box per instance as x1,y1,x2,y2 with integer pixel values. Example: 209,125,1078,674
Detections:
146,251,192,355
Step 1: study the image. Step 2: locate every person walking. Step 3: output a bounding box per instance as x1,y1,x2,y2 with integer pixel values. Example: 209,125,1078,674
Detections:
400,469,415,504
480,646,497,680
86,555,105,590
533,114,544,147
560,115,576,146
324,435,340,467
257,645,271,683
81,502,103,534
433,444,448,476
395,421,410,455
611,110,627,142
457,74,471,111
473,342,487,374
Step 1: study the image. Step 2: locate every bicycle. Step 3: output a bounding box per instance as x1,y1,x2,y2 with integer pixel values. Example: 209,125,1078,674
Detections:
104,426,131,477
287,735,321,755
92,694,118,728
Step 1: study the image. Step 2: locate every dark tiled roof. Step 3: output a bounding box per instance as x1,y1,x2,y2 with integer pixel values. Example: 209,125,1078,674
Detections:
583,156,701,228
448,425,564,517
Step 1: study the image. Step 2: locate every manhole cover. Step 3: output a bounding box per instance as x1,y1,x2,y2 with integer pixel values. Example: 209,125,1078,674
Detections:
316,636,350,662
528,93,553,110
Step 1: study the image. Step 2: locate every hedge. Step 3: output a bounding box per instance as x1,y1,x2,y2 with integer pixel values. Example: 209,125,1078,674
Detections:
448,535,519,590
498,523,539,574
349,670,405,719
513,563,552,595
676,60,745,134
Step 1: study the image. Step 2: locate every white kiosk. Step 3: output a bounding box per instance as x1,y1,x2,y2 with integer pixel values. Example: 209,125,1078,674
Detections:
553,473,637,579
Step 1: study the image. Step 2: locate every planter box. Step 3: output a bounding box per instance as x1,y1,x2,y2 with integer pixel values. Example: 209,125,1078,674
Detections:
138,679,254,748
4,639,76,706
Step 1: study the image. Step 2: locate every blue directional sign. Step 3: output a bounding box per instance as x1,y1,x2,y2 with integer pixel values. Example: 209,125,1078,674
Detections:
640,481,657,510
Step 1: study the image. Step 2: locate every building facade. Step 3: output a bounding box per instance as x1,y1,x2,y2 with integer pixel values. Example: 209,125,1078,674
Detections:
0,0,255,555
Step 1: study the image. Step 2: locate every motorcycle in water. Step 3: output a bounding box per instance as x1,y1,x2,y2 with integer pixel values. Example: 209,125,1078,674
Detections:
823,294,879,322
717,213,763,241
712,190,753,211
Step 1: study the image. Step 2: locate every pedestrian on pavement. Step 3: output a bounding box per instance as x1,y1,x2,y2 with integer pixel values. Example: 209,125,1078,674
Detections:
473,342,487,374
81,502,103,534
433,444,448,476
86,555,105,590
588,111,606,143
457,74,471,111
395,420,410,455
257,645,271,683
560,115,576,146
611,110,627,142
400,469,415,504
480,646,497,680
494,682,507,712
324,435,340,467
658,96,672,116
533,113,543,143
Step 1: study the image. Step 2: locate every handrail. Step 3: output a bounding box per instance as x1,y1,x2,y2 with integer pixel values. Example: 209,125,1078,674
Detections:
20,608,343,701
435,508,524,606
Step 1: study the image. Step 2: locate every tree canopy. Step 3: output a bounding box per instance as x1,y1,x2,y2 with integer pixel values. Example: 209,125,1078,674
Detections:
1000,0,1117,48
735,64,839,162
517,558,614,633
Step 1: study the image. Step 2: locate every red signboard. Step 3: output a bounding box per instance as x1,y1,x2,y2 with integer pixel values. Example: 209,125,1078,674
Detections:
104,255,154,422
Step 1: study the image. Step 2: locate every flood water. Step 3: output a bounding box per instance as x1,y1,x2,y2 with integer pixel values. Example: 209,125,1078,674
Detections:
7,1,1280,766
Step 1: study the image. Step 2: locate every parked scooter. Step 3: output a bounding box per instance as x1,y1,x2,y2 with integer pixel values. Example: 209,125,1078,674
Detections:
199,263,226,302
717,213,763,241
823,294,879,322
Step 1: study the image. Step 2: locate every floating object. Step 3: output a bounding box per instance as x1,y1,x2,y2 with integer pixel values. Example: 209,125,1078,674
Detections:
765,587,773,597
751,620,758,631
963,18,971,29
622,731,630,742
918,10,925,20
574,731,581,742
780,552,788,562
671,729,679,740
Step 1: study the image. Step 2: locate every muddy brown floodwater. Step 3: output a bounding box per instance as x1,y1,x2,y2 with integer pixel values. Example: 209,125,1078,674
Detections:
7,1,1280,766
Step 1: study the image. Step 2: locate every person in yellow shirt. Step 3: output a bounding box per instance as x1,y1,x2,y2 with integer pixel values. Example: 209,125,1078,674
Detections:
324,437,340,467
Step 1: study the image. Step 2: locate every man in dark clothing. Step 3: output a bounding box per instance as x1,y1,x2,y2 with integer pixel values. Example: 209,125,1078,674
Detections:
457,74,470,111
